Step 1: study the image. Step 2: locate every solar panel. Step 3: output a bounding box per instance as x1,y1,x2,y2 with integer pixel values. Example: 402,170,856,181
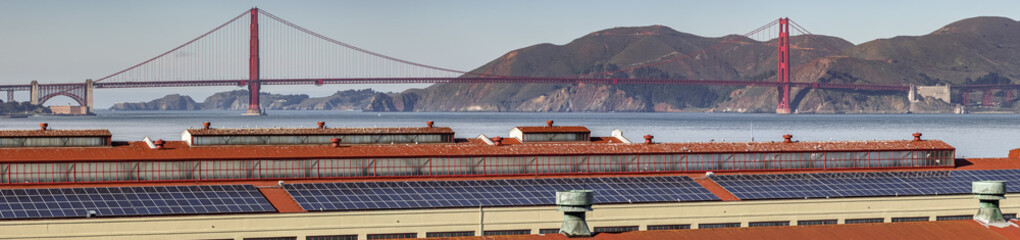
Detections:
0,185,276,220
712,169,1020,200
285,176,718,211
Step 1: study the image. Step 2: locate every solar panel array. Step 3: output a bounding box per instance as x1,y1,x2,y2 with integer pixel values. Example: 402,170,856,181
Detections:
285,176,718,211
0,185,276,220
712,169,1020,200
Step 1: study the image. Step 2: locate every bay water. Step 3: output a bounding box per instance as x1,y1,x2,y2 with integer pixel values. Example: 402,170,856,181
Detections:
2,110,1018,158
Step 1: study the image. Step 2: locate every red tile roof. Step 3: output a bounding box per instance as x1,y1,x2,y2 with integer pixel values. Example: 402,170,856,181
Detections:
0,129,111,137
0,138,954,162
514,126,591,133
257,187,306,213
693,177,739,201
420,220,1020,240
184,127,454,136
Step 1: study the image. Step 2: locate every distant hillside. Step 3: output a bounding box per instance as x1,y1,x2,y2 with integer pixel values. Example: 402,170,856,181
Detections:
111,94,201,110
109,89,382,111
375,17,1020,113
0,101,50,115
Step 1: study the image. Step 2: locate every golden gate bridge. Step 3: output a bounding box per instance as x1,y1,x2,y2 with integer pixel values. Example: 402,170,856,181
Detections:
0,8,1013,114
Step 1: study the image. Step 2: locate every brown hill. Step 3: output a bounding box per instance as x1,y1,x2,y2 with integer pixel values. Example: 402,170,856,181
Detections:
377,25,850,112
378,17,1020,113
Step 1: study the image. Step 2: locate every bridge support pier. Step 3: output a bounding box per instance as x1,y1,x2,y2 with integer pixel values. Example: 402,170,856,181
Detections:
983,89,994,107
30,80,39,105
5,90,12,103
85,79,94,114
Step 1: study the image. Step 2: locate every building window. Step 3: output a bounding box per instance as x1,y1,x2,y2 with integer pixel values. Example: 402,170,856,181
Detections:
845,218,884,224
1004,213,1017,220
593,226,639,233
797,219,837,226
243,237,296,240
367,233,416,239
483,230,530,236
539,229,560,234
647,224,691,230
426,231,475,237
749,221,790,227
936,215,973,221
699,223,740,229
891,217,929,222
307,235,357,240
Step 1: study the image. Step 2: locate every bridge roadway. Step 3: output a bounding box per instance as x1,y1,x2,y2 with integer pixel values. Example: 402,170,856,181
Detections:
0,77,913,94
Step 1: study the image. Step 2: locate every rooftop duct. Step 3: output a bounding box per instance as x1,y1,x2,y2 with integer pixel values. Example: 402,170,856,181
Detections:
972,181,1009,227
557,190,593,238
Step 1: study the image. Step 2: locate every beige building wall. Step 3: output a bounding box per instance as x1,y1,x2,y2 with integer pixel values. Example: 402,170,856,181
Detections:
910,85,951,103
0,193,1015,240
48,106,88,115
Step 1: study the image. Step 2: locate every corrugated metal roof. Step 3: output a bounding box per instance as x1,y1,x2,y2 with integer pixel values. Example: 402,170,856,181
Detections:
420,221,1020,240
185,127,454,136
514,126,591,133
0,138,954,162
0,129,112,137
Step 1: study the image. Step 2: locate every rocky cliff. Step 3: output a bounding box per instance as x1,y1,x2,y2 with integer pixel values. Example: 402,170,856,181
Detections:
111,94,201,110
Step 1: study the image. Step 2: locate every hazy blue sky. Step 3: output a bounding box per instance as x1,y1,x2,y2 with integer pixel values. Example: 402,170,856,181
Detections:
1,0,1018,107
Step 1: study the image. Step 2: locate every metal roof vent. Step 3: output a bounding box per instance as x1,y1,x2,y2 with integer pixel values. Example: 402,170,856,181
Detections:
317,121,326,129
973,181,1010,227
154,139,165,150
330,138,341,148
202,122,211,130
557,190,593,238
913,132,922,141
39,123,48,131
783,134,793,143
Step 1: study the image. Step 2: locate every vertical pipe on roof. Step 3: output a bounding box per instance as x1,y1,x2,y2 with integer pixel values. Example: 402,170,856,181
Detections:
973,181,1008,227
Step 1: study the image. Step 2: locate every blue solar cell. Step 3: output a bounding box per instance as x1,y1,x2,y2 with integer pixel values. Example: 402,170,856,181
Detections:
0,185,275,220
285,176,719,211
712,169,1020,200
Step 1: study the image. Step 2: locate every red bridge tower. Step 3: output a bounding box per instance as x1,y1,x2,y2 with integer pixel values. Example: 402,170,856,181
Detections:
776,18,792,114
244,7,264,116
